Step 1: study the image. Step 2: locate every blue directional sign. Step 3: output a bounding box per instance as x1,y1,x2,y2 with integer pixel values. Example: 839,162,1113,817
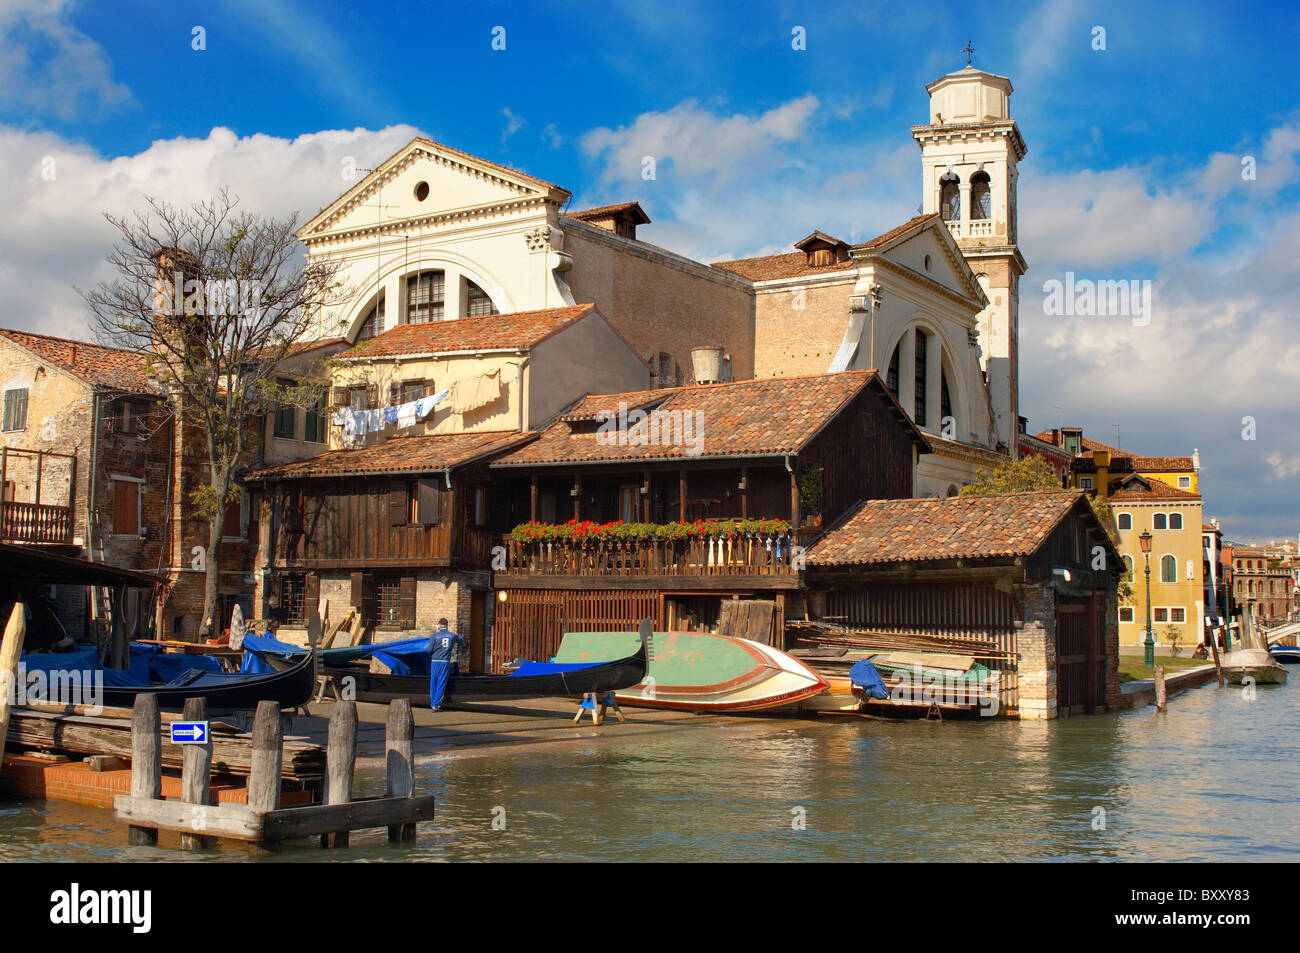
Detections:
170,721,209,745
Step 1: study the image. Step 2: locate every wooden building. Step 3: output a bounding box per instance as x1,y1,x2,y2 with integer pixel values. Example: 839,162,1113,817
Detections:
802,490,1123,719
485,370,930,670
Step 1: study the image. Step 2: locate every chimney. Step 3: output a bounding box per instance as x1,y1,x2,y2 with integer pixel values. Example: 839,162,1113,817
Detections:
69,345,77,366
1193,448,1200,471
691,346,730,385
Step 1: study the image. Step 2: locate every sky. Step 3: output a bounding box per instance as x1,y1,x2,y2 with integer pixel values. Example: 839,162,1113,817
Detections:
1,0,1298,542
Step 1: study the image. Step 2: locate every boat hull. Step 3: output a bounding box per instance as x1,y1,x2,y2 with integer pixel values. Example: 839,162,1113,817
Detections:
323,642,648,707
97,650,316,711
1221,649,1288,685
555,631,828,713
1269,646,1300,664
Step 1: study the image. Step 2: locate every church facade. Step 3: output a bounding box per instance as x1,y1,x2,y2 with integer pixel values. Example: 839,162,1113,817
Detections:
294,65,1026,497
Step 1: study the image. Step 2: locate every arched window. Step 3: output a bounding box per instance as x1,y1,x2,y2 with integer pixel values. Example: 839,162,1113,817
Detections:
465,279,498,317
885,343,900,397
970,172,992,220
1169,513,1183,530
939,174,960,222
940,369,952,429
1161,554,1177,583
406,270,445,323
1122,555,1134,577
356,294,384,341
1118,513,1132,531
1153,513,1167,530
913,329,928,427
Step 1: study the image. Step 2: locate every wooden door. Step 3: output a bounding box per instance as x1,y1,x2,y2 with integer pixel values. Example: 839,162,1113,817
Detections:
469,590,485,673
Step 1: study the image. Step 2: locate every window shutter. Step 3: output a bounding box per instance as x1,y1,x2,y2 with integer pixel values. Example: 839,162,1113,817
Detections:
389,480,409,525
332,387,349,410
361,573,377,626
388,382,401,407
366,382,379,409
415,478,441,525
304,573,321,622
113,481,138,535
222,498,242,538
350,571,364,610
399,576,416,629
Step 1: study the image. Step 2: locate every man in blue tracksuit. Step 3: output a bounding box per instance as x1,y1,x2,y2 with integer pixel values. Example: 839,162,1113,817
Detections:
428,617,465,711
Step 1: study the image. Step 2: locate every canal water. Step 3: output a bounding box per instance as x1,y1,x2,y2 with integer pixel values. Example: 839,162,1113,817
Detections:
3,674,1297,862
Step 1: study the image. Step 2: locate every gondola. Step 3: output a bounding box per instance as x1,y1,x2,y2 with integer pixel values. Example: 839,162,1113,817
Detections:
24,646,318,711
320,638,649,707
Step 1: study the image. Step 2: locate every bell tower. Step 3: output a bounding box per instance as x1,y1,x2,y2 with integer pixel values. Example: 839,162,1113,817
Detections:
912,62,1027,454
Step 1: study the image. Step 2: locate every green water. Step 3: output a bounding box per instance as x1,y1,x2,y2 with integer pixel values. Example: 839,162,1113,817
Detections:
3,675,1297,862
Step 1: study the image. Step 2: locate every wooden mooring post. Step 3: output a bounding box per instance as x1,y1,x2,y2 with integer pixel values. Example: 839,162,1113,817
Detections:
1154,664,1167,712
114,697,433,850
0,603,28,782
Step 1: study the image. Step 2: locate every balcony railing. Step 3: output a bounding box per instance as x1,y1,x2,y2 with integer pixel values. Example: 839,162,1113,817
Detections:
1,501,72,544
498,532,797,577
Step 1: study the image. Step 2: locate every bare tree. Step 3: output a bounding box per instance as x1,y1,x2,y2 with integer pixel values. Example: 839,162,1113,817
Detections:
83,189,347,638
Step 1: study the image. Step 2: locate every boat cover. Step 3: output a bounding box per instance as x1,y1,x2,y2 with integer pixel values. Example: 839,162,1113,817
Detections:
20,644,221,687
507,660,605,677
848,659,890,700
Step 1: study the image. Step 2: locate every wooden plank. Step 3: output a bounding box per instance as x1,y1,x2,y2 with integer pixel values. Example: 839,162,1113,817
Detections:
0,603,27,780
113,796,264,842
263,796,436,840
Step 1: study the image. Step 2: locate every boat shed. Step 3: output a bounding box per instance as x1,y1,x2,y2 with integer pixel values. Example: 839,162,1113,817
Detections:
801,491,1123,719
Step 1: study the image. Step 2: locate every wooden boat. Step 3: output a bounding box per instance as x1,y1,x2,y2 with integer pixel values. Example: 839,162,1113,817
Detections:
1220,648,1288,685
554,630,828,713
24,648,317,711
321,638,649,706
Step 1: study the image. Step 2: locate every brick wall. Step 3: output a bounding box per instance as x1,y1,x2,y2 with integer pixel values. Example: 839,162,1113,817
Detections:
1015,584,1057,720
753,279,856,378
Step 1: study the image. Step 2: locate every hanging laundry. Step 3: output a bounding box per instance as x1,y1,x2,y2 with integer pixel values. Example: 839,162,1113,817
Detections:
396,400,419,429
383,405,398,426
414,389,448,420
451,370,502,414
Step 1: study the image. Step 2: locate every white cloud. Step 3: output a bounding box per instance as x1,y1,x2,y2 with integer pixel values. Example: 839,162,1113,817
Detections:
0,123,421,339
500,107,526,143
0,0,134,119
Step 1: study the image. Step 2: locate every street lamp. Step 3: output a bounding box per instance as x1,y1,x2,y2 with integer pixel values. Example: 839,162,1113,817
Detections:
1139,530,1155,667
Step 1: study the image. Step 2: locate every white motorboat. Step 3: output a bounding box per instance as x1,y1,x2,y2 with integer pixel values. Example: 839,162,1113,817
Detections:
1220,648,1288,685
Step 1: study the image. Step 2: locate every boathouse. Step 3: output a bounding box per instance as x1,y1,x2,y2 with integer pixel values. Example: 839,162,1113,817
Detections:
801,491,1123,719
486,369,930,669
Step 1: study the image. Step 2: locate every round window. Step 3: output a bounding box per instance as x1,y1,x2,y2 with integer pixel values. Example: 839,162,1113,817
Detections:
414,181,430,201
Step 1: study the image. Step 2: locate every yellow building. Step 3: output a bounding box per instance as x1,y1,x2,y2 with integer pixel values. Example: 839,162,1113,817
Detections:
1110,474,1206,651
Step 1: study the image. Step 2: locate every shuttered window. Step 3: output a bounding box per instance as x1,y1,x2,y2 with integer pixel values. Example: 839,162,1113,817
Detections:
389,480,410,525
113,480,139,535
2,388,28,432
222,498,242,538
415,478,441,525
304,397,326,443
273,378,296,438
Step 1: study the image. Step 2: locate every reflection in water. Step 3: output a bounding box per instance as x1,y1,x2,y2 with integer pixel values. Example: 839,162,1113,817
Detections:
2,677,1296,862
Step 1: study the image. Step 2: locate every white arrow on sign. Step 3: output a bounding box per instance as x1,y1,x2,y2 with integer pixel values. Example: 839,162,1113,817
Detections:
171,722,208,743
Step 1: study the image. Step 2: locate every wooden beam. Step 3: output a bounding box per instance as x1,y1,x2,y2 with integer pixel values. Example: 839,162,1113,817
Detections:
180,696,213,850
262,795,436,840
127,693,161,846
740,467,749,518
0,603,27,781
385,698,415,843
679,470,687,522
325,700,357,847
34,450,41,508
529,475,538,522
114,796,263,842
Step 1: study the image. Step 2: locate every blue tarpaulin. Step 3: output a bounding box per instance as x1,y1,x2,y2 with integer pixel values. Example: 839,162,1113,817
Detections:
848,659,890,700
20,644,220,688
508,660,604,677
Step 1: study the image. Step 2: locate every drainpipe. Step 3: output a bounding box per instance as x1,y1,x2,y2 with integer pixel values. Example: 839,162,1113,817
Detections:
87,390,99,559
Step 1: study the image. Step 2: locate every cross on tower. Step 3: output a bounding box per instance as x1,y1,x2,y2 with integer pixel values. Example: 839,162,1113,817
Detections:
963,40,976,67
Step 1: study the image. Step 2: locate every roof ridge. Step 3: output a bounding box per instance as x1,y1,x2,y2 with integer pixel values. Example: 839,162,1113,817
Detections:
0,327,147,359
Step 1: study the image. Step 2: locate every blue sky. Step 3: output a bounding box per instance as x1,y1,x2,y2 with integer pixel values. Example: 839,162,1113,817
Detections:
2,0,1299,541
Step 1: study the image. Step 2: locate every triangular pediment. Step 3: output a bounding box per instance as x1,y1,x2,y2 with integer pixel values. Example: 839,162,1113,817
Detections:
299,138,571,240
867,218,987,307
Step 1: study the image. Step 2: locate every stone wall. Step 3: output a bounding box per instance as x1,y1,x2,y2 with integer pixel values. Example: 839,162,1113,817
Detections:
1015,583,1057,720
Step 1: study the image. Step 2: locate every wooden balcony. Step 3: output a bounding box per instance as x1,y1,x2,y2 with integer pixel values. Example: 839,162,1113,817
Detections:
1,501,73,545
498,532,798,585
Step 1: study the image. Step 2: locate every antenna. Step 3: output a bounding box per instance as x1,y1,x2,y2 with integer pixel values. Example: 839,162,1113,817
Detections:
355,167,398,336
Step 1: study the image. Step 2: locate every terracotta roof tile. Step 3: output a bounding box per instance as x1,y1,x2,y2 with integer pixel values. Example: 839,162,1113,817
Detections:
493,370,918,466
0,328,153,394
341,304,596,360
246,430,532,481
806,491,1088,567
710,214,937,282
1107,475,1201,501
567,201,650,224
